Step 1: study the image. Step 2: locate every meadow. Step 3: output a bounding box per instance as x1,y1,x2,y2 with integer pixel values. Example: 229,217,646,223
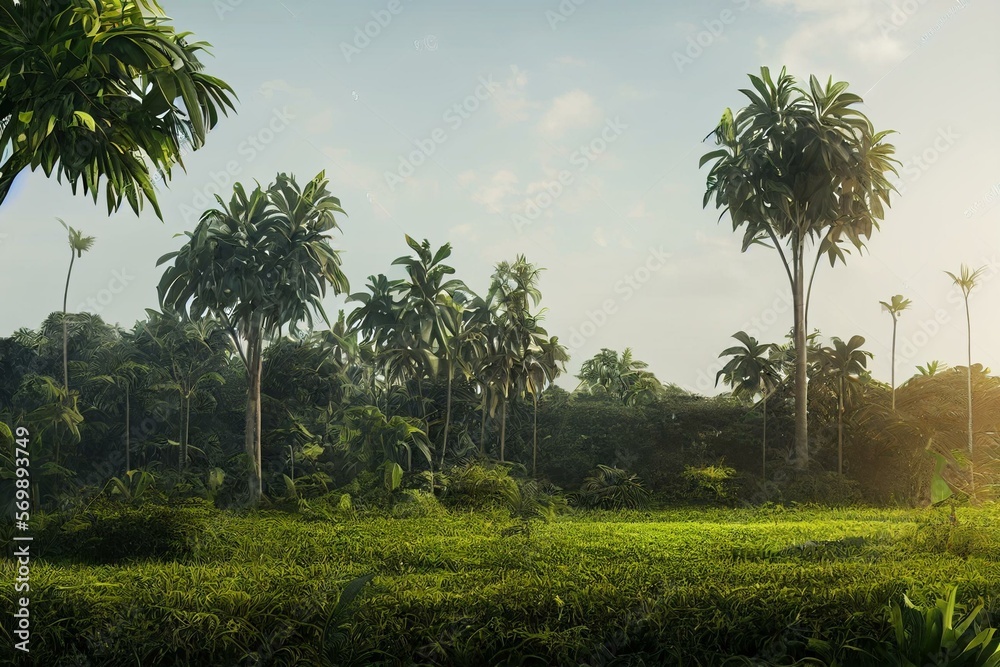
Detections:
3,501,998,666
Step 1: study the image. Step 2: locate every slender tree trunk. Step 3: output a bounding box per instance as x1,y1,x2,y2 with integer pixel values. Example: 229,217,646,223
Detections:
183,396,192,471
890,318,897,411
838,377,844,476
177,393,184,472
62,252,74,392
289,444,295,482
245,327,263,506
440,368,453,467
479,391,488,456
762,394,767,479
499,399,507,463
532,393,538,477
793,249,809,469
965,298,974,498
255,336,263,500
125,389,131,472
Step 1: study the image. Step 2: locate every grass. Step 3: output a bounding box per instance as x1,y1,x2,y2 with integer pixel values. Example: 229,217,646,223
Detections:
2,503,999,666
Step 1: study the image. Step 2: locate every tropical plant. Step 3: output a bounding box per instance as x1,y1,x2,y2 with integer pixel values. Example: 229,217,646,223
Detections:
577,465,651,510
886,586,1000,666
157,171,349,506
0,0,236,214
524,335,568,476
816,335,872,475
59,219,95,392
84,338,148,472
338,405,431,491
701,66,898,469
716,331,782,478
918,360,947,377
576,348,661,405
880,294,911,410
946,264,985,498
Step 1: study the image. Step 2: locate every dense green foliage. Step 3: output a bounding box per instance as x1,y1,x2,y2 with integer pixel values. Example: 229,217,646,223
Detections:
2,503,998,665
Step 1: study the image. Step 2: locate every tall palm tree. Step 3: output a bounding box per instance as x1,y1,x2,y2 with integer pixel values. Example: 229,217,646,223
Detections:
524,334,568,477
879,294,911,410
816,335,872,475
0,0,235,215
85,339,148,472
716,331,782,478
59,220,95,393
702,66,898,469
158,171,349,506
945,264,985,496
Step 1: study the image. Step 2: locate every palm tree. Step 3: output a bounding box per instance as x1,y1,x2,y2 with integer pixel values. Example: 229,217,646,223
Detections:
701,66,898,469
716,331,782,478
524,334,568,477
576,348,659,404
85,339,148,472
59,220,95,393
879,294,911,410
816,335,872,475
945,264,985,496
157,171,349,506
0,0,236,215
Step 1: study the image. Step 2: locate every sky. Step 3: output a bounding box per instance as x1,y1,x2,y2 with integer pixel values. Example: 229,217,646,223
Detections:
1,0,998,394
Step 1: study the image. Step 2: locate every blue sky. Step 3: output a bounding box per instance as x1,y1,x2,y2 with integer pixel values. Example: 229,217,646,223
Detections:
1,0,998,393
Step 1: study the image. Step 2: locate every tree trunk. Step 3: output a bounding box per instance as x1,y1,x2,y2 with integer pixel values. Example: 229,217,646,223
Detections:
62,252,74,392
499,399,507,463
838,377,844,476
762,394,767,479
125,389,131,472
440,368,453,467
965,298,974,498
479,391,487,456
890,318,897,411
245,327,263,506
183,396,192,471
177,393,184,472
792,249,809,469
532,393,538,477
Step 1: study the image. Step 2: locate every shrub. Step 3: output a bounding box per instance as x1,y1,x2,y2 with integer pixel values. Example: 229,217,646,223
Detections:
441,462,519,511
575,465,651,510
681,463,737,502
391,490,446,519
779,469,864,505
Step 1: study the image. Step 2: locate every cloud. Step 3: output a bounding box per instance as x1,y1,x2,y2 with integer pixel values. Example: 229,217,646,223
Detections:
491,65,535,124
537,90,602,140
472,169,520,211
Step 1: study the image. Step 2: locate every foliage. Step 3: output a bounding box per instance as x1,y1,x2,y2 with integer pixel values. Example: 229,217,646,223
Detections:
577,465,652,510
885,586,1000,666
0,0,236,214
681,463,737,502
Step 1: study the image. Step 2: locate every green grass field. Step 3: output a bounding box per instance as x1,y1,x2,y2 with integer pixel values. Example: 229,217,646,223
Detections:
4,503,999,666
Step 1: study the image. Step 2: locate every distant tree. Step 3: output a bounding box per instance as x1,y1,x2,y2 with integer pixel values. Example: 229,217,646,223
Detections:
945,264,985,496
879,294,911,410
716,331,781,478
816,335,872,475
702,66,898,469
59,220,94,393
576,348,661,405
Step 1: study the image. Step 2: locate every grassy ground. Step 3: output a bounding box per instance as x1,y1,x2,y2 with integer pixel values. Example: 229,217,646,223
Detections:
2,503,999,666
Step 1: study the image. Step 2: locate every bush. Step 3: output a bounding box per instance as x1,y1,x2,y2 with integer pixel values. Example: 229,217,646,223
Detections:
780,470,864,505
38,498,213,563
681,463,737,502
441,462,519,511
391,489,446,519
575,465,651,510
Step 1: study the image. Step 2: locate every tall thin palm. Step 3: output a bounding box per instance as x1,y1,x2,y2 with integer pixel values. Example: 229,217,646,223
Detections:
716,331,781,478
60,219,95,393
879,294,911,410
945,264,984,496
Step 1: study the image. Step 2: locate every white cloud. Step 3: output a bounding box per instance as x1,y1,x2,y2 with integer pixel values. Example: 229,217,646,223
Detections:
537,90,602,140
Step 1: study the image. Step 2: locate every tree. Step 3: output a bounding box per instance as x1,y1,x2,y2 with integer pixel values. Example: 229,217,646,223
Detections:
945,264,985,497
576,348,660,405
816,335,872,475
0,0,236,215
879,294,911,410
59,220,94,392
84,338,148,472
716,331,781,478
157,171,349,506
524,334,568,477
701,66,898,469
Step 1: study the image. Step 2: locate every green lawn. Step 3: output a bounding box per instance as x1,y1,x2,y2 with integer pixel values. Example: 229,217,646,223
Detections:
4,503,999,666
